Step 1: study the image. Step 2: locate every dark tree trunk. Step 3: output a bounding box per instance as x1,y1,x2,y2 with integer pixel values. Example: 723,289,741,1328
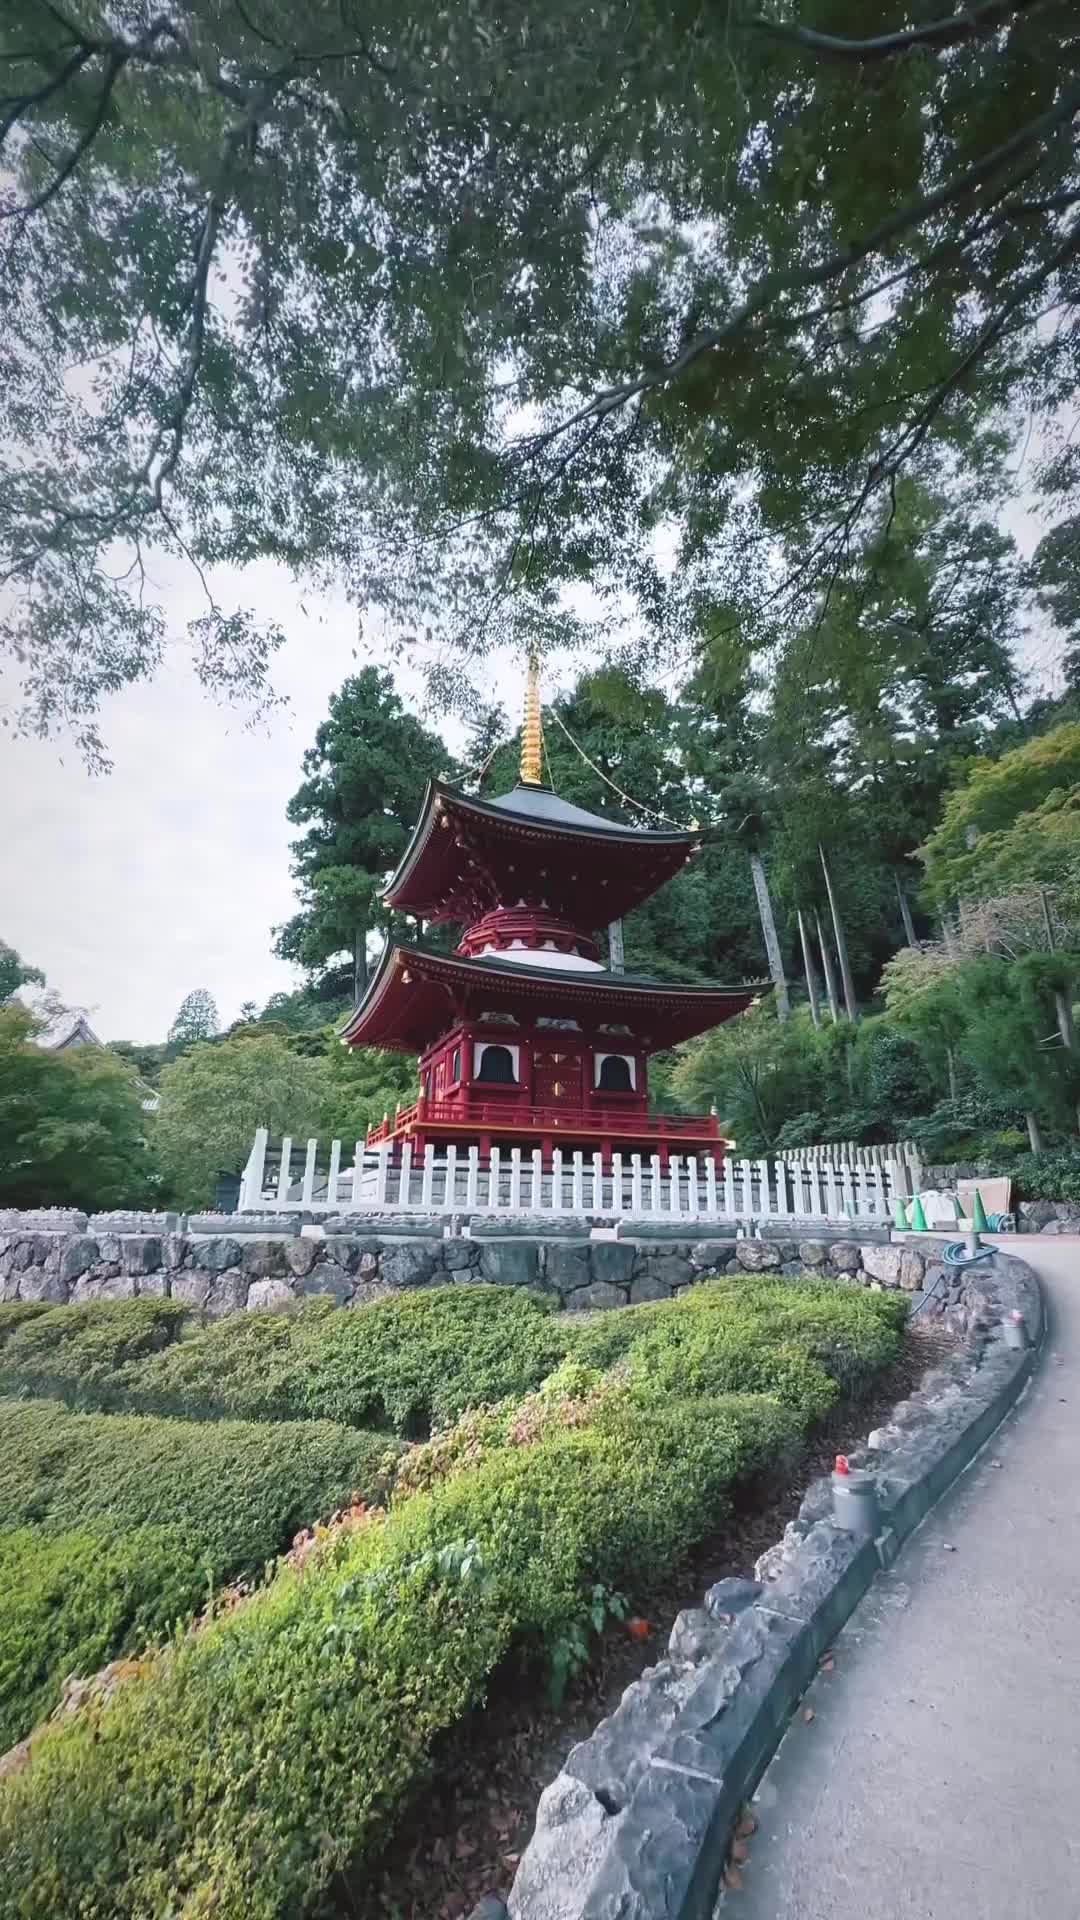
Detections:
353,923,368,1000
819,844,858,1020
796,907,821,1029
750,852,790,1022
815,908,841,1023
1026,1110,1044,1154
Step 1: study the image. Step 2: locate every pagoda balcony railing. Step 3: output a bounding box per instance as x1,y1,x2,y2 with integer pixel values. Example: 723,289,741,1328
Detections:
238,1128,909,1223
364,1100,717,1146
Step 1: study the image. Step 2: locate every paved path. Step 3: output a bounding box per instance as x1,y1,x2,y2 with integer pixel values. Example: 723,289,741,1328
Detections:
736,1236,1080,1920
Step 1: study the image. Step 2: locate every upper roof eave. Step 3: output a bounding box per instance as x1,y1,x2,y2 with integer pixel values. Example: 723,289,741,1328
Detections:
381,779,698,910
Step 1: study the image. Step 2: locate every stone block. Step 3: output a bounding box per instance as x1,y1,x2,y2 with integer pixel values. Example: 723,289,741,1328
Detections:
733,1240,781,1271
688,1238,736,1269
205,1272,250,1316
121,1235,162,1276
73,1272,137,1302
578,1760,724,1920
59,1236,99,1285
171,1271,211,1309
471,1214,589,1240
441,1242,474,1271
703,1576,762,1622
193,1237,242,1273
294,1263,354,1306
357,1249,380,1276
899,1247,925,1291
827,1239,862,1273
648,1255,694,1288
565,1659,701,1811
507,1772,623,1920
798,1240,828,1266
588,1242,638,1287
137,1272,171,1298
246,1279,295,1313
162,1233,187,1271
756,1520,878,1659
564,1280,628,1311
241,1238,290,1279
321,1236,362,1273
286,1236,320,1277
629,1273,671,1304
544,1244,590,1292
16,1266,68,1304
860,1243,904,1287
667,1608,732,1665
478,1242,539,1289
380,1242,438,1289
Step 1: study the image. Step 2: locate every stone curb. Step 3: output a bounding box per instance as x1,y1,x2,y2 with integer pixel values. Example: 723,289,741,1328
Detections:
503,1246,1044,1920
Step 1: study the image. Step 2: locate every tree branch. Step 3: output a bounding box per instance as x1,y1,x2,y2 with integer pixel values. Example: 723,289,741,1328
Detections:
745,0,1047,63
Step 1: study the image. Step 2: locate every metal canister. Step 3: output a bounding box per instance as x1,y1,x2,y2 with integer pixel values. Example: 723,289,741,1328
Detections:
831,1455,880,1540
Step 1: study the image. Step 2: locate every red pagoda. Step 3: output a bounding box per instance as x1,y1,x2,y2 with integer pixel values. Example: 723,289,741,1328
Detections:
342,662,759,1166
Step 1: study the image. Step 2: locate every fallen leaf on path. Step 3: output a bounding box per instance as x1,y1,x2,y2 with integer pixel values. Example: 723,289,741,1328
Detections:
820,1657,835,1672
731,1838,750,1864
803,1707,816,1723
736,1813,758,1839
942,1542,957,1552
724,1866,744,1891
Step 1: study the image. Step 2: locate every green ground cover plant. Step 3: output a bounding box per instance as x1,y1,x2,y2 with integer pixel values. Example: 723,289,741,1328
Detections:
0,1278,907,1918
0,1298,186,1406
0,1280,907,1436
0,1400,401,1751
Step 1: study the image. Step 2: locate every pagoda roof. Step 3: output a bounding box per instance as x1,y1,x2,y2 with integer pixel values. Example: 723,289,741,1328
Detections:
383,780,699,927
341,941,760,1055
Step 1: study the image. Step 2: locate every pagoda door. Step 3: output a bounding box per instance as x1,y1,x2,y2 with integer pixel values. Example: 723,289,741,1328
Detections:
533,1048,583,1114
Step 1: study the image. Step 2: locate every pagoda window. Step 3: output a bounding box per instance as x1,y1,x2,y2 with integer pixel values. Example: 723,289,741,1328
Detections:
451,1046,462,1083
474,1041,519,1084
595,1052,635,1091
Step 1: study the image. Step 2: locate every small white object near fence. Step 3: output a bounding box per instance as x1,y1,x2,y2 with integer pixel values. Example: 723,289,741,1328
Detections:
238,1130,910,1223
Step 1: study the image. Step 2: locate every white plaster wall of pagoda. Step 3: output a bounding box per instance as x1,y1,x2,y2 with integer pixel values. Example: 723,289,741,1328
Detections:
594,1051,637,1089
477,942,604,972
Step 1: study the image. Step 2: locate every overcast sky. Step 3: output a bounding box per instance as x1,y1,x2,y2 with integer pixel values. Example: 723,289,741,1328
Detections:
0,486,1064,1045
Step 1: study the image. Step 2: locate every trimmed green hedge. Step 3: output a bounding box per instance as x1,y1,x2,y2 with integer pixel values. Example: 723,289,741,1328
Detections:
0,1280,907,1438
0,1525,199,1754
0,1298,186,1406
0,1394,803,1918
0,1400,401,1751
0,1304,51,1348
0,1398,398,1572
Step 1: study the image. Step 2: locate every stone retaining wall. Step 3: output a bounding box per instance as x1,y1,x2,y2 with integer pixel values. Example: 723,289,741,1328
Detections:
0,1225,954,1316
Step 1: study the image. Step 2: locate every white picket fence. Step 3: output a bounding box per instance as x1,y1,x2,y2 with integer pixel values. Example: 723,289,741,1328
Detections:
238,1129,906,1223
777,1140,921,1172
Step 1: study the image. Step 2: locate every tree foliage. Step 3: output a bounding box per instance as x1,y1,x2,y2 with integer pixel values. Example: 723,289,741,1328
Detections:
166,988,220,1049
0,941,45,1004
275,668,452,1000
0,1006,153,1208
2,2,1078,753
918,721,1080,906
154,1032,325,1207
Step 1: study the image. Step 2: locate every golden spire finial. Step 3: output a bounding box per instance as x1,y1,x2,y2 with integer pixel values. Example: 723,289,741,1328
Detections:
520,649,544,787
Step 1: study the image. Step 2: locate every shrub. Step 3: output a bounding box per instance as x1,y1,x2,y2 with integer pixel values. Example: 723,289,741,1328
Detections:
1008,1148,1080,1205
0,1299,187,1406
0,1302,50,1347
0,1400,400,1750
0,1397,810,1918
0,1398,398,1575
0,1524,199,1753
31,1288,570,1434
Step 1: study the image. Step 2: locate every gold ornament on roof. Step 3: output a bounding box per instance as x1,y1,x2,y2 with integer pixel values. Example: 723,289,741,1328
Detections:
520,650,545,787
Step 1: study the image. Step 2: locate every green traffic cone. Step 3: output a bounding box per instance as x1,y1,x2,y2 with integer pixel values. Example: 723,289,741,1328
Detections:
893,1197,909,1231
910,1194,928,1233
972,1188,989,1233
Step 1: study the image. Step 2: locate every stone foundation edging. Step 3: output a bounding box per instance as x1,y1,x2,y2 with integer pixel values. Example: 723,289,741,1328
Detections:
501,1245,1044,1920
0,1222,950,1316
